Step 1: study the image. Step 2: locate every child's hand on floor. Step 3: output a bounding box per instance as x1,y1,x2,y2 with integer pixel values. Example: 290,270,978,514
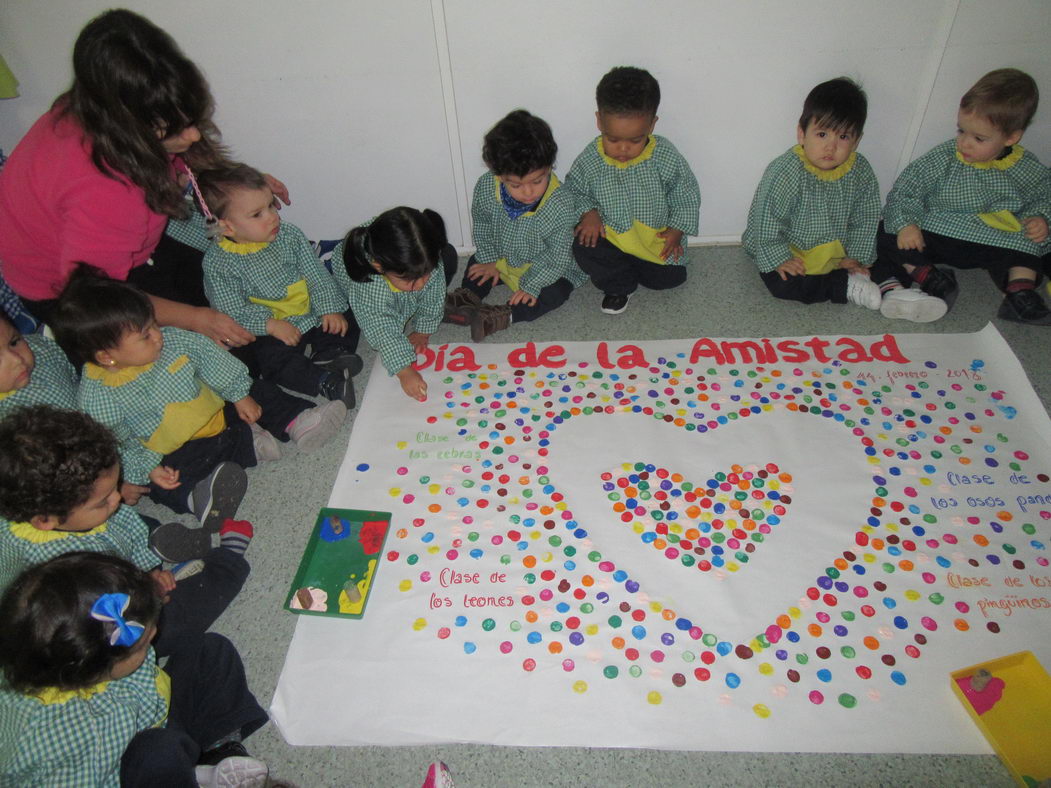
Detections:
234,396,262,424
397,366,428,401
1023,216,1048,244
897,224,925,251
508,290,537,307
776,258,806,280
149,465,181,490
149,568,176,602
838,258,866,275
408,332,431,354
266,318,301,346
120,481,149,505
321,313,349,336
657,227,684,261
466,262,501,287
574,210,605,247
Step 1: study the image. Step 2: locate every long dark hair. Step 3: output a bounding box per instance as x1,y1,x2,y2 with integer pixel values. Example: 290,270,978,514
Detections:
342,207,447,284
56,9,227,217
0,552,160,693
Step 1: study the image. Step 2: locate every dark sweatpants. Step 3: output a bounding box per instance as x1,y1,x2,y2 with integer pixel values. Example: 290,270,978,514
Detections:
120,633,268,787
247,308,359,396
153,547,250,658
460,255,573,322
871,221,1044,290
759,268,850,304
573,237,686,296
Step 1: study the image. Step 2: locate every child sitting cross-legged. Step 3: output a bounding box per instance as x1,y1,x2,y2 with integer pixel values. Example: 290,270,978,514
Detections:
0,405,253,660
0,311,78,419
444,110,587,340
0,552,272,787
197,163,362,408
743,77,947,322
566,66,701,315
50,268,346,527
875,68,1051,325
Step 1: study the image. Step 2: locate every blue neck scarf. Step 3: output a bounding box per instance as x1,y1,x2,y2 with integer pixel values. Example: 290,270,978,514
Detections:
500,182,541,219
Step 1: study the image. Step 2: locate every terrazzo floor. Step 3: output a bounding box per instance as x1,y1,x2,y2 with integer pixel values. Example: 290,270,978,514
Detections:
143,245,1050,787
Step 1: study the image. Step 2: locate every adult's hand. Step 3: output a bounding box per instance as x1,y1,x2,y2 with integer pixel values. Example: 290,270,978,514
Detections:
263,173,291,206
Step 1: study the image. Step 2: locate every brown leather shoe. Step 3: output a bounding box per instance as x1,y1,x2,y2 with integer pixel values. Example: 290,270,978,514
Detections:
443,288,483,325
470,304,512,341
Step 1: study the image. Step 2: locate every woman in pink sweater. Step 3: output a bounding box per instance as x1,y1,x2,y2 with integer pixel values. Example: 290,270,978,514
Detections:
0,9,285,346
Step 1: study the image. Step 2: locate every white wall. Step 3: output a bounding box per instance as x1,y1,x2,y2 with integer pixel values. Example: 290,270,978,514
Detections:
1,0,1048,247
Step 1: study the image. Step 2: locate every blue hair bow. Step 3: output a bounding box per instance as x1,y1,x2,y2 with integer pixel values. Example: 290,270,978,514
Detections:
90,593,145,648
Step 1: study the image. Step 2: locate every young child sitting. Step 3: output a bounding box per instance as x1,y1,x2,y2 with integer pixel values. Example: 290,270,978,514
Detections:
197,163,361,408
875,68,1051,325
0,405,252,659
743,77,946,322
444,110,587,340
565,66,701,315
50,269,346,522
0,552,271,787
333,207,458,402
0,311,78,418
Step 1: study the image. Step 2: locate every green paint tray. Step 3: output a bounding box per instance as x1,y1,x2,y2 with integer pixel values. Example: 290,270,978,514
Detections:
283,507,391,619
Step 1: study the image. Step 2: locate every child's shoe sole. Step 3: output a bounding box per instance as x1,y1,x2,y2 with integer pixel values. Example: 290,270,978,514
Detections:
290,400,347,452
149,521,212,563
194,756,269,788
191,462,249,533
879,289,947,323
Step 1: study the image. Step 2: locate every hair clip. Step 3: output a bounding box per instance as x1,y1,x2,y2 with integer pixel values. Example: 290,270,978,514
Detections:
90,592,145,648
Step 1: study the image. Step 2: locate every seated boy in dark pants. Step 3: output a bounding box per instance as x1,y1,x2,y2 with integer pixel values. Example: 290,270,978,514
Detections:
875,68,1051,325
743,77,946,322
566,66,700,315
444,109,587,341
198,163,361,406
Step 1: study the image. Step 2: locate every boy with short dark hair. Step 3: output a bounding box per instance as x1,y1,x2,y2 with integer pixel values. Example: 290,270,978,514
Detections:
876,68,1051,325
444,109,587,340
743,77,947,322
565,66,700,315
0,405,251,656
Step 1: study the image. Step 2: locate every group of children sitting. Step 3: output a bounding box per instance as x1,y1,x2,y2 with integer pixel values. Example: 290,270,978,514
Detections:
0,61,1048,787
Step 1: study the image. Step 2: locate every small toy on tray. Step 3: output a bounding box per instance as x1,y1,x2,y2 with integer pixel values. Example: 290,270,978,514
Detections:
284,508,391,619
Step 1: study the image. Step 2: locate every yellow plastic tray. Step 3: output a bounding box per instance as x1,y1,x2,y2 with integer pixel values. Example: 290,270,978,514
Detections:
950,651,1051,786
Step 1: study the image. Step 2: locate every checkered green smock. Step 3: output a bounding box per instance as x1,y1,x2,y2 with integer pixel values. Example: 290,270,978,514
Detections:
564,134,700,263
0,649,168,788
0,505,156,594
743,147,881,273
163,203,210,252
331,240,445,376
203,221,348,335
78,327,252,484
0,334,77,419
883,140,1051,255
472,172,588,296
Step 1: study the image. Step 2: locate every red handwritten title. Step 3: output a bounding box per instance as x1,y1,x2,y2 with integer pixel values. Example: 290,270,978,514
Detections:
414,335,910,372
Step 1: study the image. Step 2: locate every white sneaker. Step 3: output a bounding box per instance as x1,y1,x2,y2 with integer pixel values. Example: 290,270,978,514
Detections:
846,273,881,310
249,422,281,462
288,400,347,452
880,288,948,323
194,756,268,788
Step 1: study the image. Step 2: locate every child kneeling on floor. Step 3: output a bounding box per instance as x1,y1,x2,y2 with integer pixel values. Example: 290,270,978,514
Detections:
0,552,271,787
197,163,361,408
51,268,346,524
445,110,587,340
743,77,946,322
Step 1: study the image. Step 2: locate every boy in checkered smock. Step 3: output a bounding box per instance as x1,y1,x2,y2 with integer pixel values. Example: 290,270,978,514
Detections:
0,311,78,419
197,163,361,409
743,78,947,323
0,553,270,787
565,66,700,316
874,68,1051,325
444,110,587,341
332,207,458,402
